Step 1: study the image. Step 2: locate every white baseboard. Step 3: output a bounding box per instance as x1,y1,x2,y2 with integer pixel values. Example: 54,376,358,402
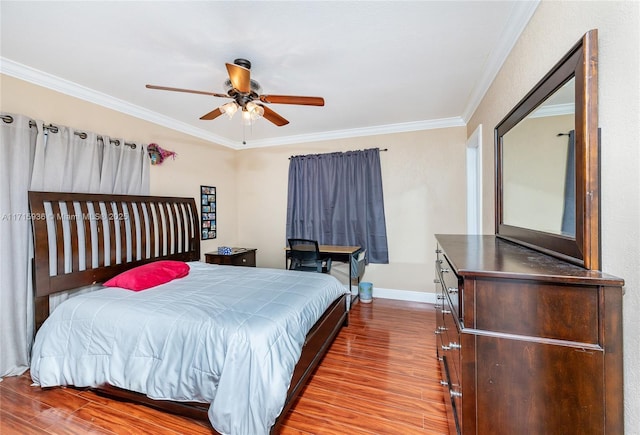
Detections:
348,285,436,304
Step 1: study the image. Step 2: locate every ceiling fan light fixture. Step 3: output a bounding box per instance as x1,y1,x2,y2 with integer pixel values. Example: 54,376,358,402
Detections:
220,101,238,118
247,101,264,120
244,102,264,122
241,108,252,125
252,104,265,120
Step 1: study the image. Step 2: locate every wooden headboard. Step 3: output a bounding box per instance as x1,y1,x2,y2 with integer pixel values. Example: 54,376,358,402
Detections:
28,191,200,329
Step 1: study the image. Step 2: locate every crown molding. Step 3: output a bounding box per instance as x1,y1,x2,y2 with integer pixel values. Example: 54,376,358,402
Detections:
461,1,540,123
530,103,574,118
2,57,464,150
0,58,241,148
241,117,467,149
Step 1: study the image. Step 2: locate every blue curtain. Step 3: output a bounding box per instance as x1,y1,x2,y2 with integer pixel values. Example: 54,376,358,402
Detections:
286,148,389,263
561,130,576,236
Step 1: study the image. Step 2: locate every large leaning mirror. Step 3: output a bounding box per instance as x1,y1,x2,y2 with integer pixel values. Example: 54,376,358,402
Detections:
495,29,600,270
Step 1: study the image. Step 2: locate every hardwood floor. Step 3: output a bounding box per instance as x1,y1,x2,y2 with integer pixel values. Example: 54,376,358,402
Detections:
0,298,448,434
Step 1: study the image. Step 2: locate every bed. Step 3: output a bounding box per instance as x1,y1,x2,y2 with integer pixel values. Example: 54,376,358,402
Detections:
28,191,349,434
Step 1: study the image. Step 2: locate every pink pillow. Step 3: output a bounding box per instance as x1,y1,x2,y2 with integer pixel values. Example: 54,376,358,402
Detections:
103,260,190,291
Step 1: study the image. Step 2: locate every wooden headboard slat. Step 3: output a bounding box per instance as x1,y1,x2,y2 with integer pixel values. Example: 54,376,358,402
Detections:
177,204,184,253
160,202,174,258
186,203,195,254
107,202,117,266
168,202,178,256
96,203,105,268
149,202,159,258
162,202,171,255
49,201,66,276
138,202,149,260
115,202,127,265
130,202,139,262
66,201,80,273
79,201,92,270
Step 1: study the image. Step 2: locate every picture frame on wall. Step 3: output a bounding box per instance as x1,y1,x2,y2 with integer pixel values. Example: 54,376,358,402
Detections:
200,185,216,239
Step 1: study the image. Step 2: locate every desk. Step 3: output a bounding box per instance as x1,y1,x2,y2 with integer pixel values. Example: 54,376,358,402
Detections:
286,245,361,307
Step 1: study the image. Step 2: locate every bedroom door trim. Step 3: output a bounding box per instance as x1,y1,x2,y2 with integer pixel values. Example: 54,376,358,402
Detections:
466,124,483,234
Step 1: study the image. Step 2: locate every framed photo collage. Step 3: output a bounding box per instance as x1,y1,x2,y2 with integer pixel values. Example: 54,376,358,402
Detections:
200,185,216,240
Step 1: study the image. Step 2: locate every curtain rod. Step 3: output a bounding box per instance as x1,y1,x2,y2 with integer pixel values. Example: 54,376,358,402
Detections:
42,124,138,149
288,148,388,160
3,115,137,149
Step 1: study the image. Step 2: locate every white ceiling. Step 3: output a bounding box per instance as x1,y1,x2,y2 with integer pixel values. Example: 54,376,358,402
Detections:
0,1,538,149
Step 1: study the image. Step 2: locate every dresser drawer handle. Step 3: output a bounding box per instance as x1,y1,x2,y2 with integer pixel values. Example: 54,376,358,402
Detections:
440,380,449,386
434,329,442,335
450,390,462,398
448,287,458,294
442,309,451,314
441,344,451,351
449,342,461,350
436,294,444,300
440,268,450,273
433,278,441,284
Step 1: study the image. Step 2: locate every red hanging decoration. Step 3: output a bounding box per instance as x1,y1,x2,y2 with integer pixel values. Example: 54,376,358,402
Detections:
147,143,177,165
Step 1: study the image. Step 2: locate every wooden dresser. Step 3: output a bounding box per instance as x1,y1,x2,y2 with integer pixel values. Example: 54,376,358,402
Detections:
434,234,623,435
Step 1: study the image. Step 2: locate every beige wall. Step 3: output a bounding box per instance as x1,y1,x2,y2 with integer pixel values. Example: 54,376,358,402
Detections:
236,128,468,292
1,74,467,293
0,74,238,258
467,1,640,430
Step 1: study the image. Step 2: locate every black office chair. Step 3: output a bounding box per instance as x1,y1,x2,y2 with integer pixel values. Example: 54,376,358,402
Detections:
288,238,332,273
350,248,366,286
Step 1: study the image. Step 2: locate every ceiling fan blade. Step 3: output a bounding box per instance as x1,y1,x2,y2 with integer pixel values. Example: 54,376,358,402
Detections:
259,95,325,106
260,105,289,126
226,63,251,93
146,84,229,98
200,107,223,120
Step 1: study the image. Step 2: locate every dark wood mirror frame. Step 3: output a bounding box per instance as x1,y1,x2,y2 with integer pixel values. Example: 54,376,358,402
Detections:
495,29,600,270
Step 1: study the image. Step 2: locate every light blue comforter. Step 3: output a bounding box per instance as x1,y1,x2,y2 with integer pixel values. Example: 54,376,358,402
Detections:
30,262,348,434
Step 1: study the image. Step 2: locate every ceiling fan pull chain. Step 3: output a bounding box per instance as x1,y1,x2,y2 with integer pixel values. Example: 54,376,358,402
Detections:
242,122,246,145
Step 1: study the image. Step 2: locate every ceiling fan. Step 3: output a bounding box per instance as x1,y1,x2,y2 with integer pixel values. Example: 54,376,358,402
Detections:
146,58,324,127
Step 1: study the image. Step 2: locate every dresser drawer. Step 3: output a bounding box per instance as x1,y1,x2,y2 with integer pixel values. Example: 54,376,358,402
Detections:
441,354,462,435
435,302,447,360
437,255,462,323
443,303,461,388
474,278,599,344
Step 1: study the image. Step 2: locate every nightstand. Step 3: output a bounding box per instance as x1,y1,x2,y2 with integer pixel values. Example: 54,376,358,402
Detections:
205,248,256,267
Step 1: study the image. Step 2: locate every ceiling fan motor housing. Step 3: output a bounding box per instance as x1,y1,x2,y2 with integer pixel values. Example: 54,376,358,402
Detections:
233,58,252,69
224,58,260,101
224,79,262,96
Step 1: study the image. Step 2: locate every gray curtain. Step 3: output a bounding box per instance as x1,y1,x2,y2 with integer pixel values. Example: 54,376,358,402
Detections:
0,113,150,378
561,130,575,236
286,148,389,263
0,114,37,377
